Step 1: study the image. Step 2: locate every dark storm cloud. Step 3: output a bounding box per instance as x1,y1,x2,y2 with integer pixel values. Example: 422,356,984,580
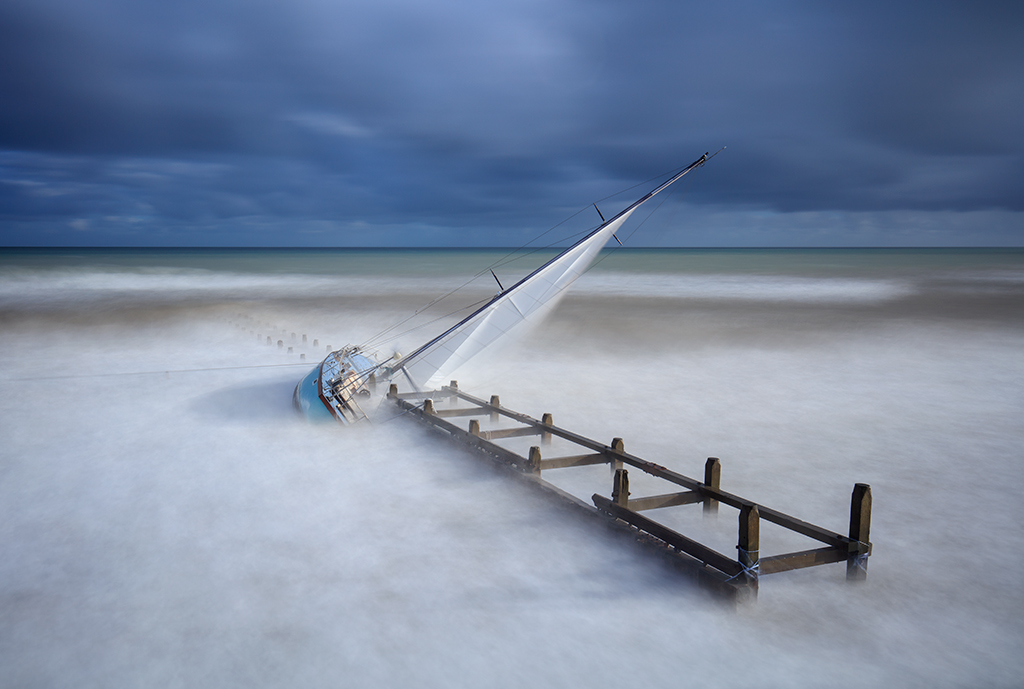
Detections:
0,0,1022,245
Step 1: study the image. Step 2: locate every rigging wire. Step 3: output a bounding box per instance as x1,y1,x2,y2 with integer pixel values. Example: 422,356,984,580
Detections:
484,164,689,273
356,161,698,353
361,296,491,351
359,221,600,352
357,208,595,351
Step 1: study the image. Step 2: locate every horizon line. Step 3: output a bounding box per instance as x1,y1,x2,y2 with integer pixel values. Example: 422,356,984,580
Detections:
4,245,1024,251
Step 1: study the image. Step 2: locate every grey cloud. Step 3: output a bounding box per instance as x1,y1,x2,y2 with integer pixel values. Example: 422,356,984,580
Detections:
1,0,1022,245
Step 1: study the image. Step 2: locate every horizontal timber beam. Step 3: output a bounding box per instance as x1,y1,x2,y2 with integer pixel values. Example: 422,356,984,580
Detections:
445,388,851,550
481,426,544,440
394,390,438,400
432,407,490,418
628,491,703,511
593,494,742,578
539,453,608,470
398,398,528,468
759,547,847,575
391,396,615,515
388,385,869,599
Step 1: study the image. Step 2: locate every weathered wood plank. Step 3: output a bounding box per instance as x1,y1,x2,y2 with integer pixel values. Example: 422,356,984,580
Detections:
395,397,528,467
538,453,608,470
610,437,625,472
482,426,544,440
526,446,541,476
454,428,525,466
395,390,438,400
628,491,703,511
446,387,852,549
848,483,872,581
612,469,629,507
394,388,865,599
704,457,721,516
432,407,490,418
593,494,743,577
541,413,553,445
738,504,760,595
760,547,846,575
397,396,610,515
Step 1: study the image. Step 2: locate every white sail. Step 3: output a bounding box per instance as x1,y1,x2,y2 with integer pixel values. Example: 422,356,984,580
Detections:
394,152,713,390
400,209,636,389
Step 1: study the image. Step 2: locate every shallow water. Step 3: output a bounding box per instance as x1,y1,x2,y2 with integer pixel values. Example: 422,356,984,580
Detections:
1,248,1023,687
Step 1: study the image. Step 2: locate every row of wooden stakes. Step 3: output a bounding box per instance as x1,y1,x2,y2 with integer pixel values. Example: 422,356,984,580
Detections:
390,382,872,602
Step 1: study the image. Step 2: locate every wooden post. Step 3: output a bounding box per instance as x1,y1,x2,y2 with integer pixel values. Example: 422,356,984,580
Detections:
541,413,553,445
489,395,500,422
738,504,760,596
610,437,624,472
527,446,542,476
469,419,480,436
449,380,459,404
847,483,872,582
423,399,435,415
612,468,630,508
388,383,398,399
703,457,721,517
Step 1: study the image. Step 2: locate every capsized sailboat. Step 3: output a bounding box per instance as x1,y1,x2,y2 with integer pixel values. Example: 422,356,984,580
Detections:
293,151,718,423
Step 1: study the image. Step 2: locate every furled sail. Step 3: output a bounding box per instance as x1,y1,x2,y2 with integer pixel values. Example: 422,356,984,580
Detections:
395,152,712,389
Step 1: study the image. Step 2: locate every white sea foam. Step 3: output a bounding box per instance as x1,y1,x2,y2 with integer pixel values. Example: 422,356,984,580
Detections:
0,267,920,312
574,272,915,303
0,268,477,308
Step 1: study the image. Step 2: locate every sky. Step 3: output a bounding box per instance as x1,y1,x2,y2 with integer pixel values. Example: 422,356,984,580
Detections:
1,0,1022,247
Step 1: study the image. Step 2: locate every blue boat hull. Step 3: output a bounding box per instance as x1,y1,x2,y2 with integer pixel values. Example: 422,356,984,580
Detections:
292,364,336,422
293,347,381,423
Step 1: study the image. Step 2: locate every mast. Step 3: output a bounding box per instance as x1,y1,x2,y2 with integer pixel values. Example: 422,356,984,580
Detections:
394,151,717,387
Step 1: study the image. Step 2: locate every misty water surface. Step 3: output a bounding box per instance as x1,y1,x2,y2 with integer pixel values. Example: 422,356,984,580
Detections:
1,249,1022,688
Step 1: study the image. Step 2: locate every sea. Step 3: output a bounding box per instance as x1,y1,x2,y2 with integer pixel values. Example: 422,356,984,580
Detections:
1,247,1023,688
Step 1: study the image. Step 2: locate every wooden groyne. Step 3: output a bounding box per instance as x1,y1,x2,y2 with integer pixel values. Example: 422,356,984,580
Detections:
389,382,872,603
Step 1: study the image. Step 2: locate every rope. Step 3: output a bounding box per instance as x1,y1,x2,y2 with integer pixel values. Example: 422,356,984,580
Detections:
851,542,870,571
726,547,760,582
